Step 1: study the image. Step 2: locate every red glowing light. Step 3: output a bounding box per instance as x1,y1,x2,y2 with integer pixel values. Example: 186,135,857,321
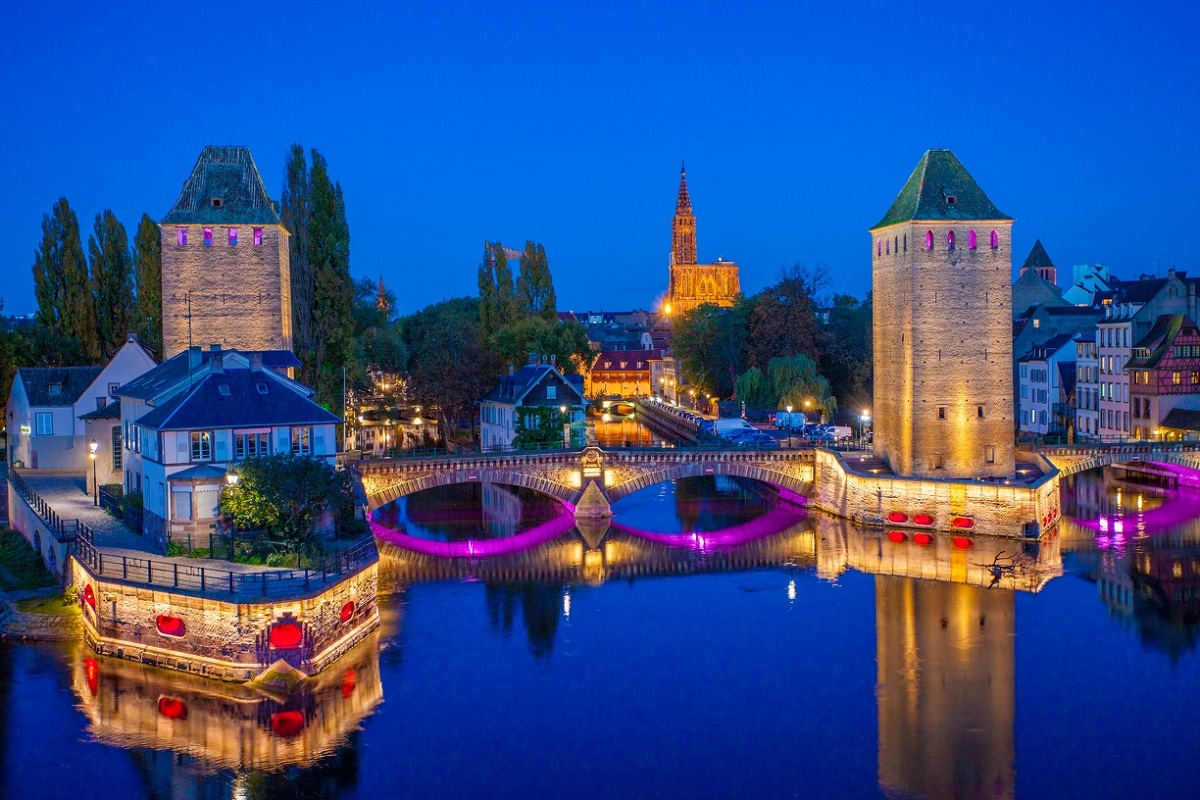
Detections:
913,532,933,546
887,511,908,524
269,622,303,649
339,601,355,623
951,516,975,529
952,536,974,549
271,710,305,737
83,584,96,610
158,697,188,720
156,615,186,637
913,514,934,526
342,668,357,698
84,658,99,695
888,530,906,543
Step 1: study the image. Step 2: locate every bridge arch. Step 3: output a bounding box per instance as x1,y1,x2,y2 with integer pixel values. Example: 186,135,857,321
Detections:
365,469,581,511
605,460,813,505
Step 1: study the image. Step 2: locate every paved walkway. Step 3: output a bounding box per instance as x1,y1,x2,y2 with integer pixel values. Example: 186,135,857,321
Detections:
24,474,150,552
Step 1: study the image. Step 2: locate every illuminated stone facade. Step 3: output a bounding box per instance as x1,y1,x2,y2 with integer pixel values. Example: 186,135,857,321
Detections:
160,146,293,359
871,150,1015,478
666,166,740,315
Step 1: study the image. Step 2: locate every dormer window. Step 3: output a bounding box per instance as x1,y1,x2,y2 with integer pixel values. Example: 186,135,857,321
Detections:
48,383,62,397
945,194,957,205
256,383,269,395
218,384,231,396
210,197,224,208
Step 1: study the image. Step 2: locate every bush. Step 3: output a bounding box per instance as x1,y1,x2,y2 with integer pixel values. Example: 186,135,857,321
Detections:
187,548,210,559
165,541,186,557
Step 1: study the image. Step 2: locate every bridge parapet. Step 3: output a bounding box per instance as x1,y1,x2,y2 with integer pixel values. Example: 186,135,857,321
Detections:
1032,442,1200,476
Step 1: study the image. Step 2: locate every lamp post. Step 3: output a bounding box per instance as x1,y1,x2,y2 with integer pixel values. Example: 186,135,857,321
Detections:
88,439,98,505
785,405,794,448
560,405,570,449
860,409,871,448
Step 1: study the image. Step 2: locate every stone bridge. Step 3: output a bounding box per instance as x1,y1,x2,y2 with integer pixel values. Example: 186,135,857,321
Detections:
357,446,816,518
1030,442,1200,477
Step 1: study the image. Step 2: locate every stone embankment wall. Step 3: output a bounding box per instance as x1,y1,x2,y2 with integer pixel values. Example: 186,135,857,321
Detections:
73,560,379,682
809,449,1059,537
6,478,73,583
632,400,700,443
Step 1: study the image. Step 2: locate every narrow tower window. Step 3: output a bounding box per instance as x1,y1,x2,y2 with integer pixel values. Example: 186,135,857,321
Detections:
947,230,956,250
894,236,899,254
885,238,890,254
969,230,977,249
990,230,999,249
228,227,238,246
177,228,187,246
877,240,882,256
903,233,907,252
253,227,263,246
203,228,213,247
925,230,933,250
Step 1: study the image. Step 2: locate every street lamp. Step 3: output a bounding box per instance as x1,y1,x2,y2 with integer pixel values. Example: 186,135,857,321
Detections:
860,409,871,447
89,439,98,505
786,405,794,448
560,405,570,449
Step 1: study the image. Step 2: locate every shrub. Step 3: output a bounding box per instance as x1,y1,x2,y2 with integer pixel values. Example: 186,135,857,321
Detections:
187,548,210,559
165,541,186,557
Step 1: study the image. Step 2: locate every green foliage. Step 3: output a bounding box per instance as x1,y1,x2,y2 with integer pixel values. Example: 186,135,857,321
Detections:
33,197,98,363
516,241,556,320
348,276,406,391
513,404,572,448
819,293,873,416
402,297,491,426
187,548,210,559
489,315,594,375
672,302,747,398
283,144,314,365
89,210,135,360
165,541,187,557
0,530,58,592
132,213,162,354
220,453,353,544
744,264,826,369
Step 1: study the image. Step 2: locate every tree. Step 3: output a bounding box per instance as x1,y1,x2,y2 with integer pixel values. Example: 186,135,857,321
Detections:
308,151,355,406
672,302,747,398
489,315,593,376
401,297,490,433
89,210,135,359
744,264,826,370
282,144,314,371
32,197,97,362
349,276,406,390
492,243,518,324
477,242,498,337
516,241,556,320
767,354,836,419
220,453,354,545
819,293,873,417
132,213,162,354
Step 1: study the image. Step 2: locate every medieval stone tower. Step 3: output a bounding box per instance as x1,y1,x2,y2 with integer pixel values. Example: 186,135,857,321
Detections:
666,165,740,315
870,150,1015,478
159,146,292,359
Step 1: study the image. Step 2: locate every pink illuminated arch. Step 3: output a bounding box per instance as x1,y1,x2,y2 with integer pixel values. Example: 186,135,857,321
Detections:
990,230,999,249
947,230,956,250
969,230,977,249
925,230,933,250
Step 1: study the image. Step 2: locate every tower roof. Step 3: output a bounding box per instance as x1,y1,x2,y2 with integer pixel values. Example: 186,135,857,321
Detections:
871,149,1011,230
676,163,692,214
162,146,281,226
1022,239,1054,269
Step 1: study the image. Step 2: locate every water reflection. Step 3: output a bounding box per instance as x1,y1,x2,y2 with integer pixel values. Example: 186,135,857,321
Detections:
374,482,565,542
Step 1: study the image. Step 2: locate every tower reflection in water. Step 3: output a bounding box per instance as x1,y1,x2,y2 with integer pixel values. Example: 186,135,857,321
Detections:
69,630,384,796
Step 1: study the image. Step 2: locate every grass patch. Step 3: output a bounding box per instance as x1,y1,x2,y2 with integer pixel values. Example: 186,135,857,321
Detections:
15,594,80,617
0,530,59,592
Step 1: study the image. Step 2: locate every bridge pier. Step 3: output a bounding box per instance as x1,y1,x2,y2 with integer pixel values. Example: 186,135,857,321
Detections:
574,480,612,520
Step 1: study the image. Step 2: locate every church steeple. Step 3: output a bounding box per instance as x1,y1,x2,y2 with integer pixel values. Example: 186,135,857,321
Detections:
376,275,389,315
672,163,697,265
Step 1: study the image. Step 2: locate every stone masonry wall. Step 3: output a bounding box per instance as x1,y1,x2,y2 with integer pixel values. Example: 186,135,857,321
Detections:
160,223,292,359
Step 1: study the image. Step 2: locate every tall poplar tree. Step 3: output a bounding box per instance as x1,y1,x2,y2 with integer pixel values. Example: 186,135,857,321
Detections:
281,144,314,374
32,197,98,362
492,243,517,323
516,241,556,320
307,150,354,406
478,242,497,337
132,213,162,354
89,209,135,359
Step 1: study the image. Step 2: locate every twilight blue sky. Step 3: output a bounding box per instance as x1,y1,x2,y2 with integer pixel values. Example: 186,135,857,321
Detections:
1,0,1198,318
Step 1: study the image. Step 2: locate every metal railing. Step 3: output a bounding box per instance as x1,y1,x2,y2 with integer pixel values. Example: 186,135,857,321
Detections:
72,530,378,599
8,470,79,544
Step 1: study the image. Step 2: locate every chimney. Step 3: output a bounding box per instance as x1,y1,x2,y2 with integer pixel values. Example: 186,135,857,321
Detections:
212,352,224,373
209,343,221,352
549,354,556,368
250,352,264,370
527,352,540,366
188,345,202,369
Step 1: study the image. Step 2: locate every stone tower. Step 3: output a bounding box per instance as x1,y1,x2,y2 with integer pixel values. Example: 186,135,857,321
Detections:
1020,239,1057,286
159,146,292,359
870,150,1015,478
666,165,740,316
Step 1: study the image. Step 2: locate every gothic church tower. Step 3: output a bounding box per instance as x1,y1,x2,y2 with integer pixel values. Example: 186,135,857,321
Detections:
672,164,697,266
666,164,740,316
870,150,1014,478
159,146,293,359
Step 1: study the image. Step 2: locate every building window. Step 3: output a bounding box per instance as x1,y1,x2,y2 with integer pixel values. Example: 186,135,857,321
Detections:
894,236,899,254
903,233,907,252
1173,371,1182,385
228,227,238,246
1033,318,1040,329
191,431,212,461
1192,371,1199,385
925,230,933,250
977,405,984,418
234,431,269,460
990,230,999,249
877,240,882,256
937,406,946,420
546,385,557,400
291,426,312,454
177,228,188,246
111,426,122,470
35,412,52,435
203,227,213,247
985,445,995,464
969,230,978,250
253,227,263,246
932,453,944,470
947,230,956,250
885,238,890,255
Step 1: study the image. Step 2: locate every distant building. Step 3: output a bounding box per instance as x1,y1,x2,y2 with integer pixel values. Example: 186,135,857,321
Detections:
870,149,1014,478
1073,332,1099,440
587,350,659,398
1019,239,1058,285
1012,305,1102,426
160,146,293,360
479,355,586,451
1012,240,1069,318
1062,263,1113,307
1016,333,1075,437
1126,314,1200,441
665,165,740,316
6,334,157,477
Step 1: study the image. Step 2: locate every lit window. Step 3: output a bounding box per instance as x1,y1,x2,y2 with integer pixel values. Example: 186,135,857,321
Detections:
177,228,188,246
1173,371,1182,385
228,227,238,246
203,227,213,247
925,230,933,250
877,240,882,256
253,227,263,246
990,230,999,249
947,230,955,250
291,426,312,454
1192,371,1199,385
546,385,557,399
191,431,212,461
35,412,53,435
968,230,977,249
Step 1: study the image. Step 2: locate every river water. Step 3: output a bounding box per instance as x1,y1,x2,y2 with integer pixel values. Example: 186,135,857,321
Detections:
2,468,1199,799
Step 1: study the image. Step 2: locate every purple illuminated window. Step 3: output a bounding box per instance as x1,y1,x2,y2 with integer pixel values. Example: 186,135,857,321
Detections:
894,236,899,253
228,228,237,246
203,228,213,247
877,240,881,256
885,238,890,254
177,228,187,246
946,230,955,250
253,227,263,246
990,230,998,249
925,230,933,250
968,230,977,249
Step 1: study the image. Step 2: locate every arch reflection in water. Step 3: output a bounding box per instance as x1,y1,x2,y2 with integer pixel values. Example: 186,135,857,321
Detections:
69,631,383,774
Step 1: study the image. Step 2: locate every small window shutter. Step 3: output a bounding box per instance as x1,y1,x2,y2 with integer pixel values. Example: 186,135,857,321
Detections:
314,428,325,451
214,433,228,461
177,436,188,455
277,429,289,453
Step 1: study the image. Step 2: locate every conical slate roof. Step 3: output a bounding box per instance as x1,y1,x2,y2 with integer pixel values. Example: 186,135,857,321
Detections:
1022,239,1054,269
676,163,692,214
872,149,1012,230
161,146,281,225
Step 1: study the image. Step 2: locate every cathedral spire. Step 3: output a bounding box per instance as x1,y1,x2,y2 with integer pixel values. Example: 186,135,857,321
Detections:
672,163,697,265
376,274,389,315
676,162,692,214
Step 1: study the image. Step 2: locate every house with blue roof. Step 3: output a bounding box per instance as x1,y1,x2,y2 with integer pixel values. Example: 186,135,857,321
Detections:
479,354,586,451
115,344,340,549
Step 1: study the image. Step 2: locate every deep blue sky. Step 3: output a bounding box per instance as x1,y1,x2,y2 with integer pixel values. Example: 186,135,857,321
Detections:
2,1,1198,318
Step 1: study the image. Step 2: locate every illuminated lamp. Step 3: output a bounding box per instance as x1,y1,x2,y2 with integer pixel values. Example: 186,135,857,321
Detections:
950,516,975,530
912,513,935,526
83,584,96,611
156,615,186,637
158,696,188,720
1099,516,1109,532
84,658,99,696
952,536,974,549
339,601,355,623
913,532,933,546
342,668,357,699
888,530,906,543
887,511,908,524
269,621,304,649
270,710,306,738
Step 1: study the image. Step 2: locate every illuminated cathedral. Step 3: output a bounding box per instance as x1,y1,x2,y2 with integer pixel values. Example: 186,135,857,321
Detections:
665,165,740,316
